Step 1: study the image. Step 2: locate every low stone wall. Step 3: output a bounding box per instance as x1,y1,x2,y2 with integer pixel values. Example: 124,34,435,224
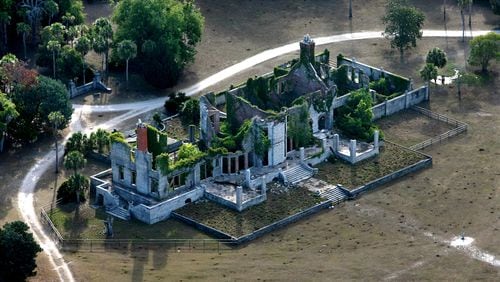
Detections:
371,85,428,120
232,201,332,244
332,92,352,108
173,200,332,244
204,191,266,212
172,212,236,240
130,187,205,224
348,156,432,197
386,95,406,116
372,103,386,120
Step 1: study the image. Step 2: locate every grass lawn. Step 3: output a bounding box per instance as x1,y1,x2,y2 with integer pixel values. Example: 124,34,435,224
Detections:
48,203,209,240
175,185,324,238
315,142,428,190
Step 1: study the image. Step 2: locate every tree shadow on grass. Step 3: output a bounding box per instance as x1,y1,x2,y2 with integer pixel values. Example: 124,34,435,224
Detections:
61,203,89,239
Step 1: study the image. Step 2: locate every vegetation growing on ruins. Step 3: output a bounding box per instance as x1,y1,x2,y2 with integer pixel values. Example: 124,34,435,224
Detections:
287,102,313,148
156,143,206,175
146,124,169,162
335,88,381,141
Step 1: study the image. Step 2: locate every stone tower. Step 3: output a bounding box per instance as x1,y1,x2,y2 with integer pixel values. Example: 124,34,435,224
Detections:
299,34,315,64
137,119,148,152
135,119,152,195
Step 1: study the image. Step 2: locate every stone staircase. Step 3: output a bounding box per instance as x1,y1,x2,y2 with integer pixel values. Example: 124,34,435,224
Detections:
329,59,338,69
282,163,315,185
319,186,348,203
107,206,131,221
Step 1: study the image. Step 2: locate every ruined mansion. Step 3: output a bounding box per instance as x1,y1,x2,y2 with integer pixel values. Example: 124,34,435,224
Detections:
91,35,429,224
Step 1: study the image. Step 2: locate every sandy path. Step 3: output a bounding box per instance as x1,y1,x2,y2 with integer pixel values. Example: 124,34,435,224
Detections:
17,29,496,281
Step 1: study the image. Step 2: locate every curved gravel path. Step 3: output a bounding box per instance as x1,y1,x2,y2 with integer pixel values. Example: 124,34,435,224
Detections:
17,29,493,281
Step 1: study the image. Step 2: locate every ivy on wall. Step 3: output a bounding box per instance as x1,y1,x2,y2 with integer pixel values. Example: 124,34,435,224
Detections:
156,143,206,175
146,125,169,164
287,103,313,148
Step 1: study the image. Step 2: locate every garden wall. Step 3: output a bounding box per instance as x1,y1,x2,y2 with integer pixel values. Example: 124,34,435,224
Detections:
203,191,267,212
130,187,205,224
171,212,236,240
338,57,411,89
386,95,406,115
371,85,429,120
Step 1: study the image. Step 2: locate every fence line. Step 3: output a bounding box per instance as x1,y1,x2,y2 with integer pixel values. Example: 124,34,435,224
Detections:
39,206,237,253
409,106,468,151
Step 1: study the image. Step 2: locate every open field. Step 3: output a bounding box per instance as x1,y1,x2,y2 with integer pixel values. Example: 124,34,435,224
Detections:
0,1,497,281
315,142,428,189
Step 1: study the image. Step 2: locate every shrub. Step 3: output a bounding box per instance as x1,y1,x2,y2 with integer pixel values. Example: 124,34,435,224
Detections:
336,88,381,141
57,178,87,204
164,92,188,116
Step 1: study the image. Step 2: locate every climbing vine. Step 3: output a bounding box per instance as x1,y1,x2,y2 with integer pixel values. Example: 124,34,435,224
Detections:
156,143,206,175
253,126,271,158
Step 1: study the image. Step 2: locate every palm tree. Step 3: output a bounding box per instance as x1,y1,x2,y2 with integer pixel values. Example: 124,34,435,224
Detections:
0,11,10,52
75,36,91,84
64,150,86,175
116,40,137,85
457,0,472,42
0,92,19,152
20,0,45,45
468,0,473,29
95,128,110,154
61,12,75,27
48,111,65,173
68,174,88,204
92,18,113,73
46,40,60,78
16,23,31,59
64,150,86,204
92,35,106,72
349,0,352,18
43,0,58,25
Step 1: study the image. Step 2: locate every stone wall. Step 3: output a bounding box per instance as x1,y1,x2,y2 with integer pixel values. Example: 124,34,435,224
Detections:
130,187,205,224
371,85,428,120
204,191,267,212
338,57,411,90
267,121,286,166
68,72,111,98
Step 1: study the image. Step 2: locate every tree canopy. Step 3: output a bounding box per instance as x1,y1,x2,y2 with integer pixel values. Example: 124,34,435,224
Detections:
0,221,42,281
468,32,499,72
336,88,380,141
8,74,72,142
420,63,438,83
492,0,500,14
426,47,447,69
113,0,204,88
382,0,425,56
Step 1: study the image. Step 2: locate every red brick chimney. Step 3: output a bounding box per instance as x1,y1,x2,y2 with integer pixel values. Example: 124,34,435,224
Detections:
136,119,148,152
